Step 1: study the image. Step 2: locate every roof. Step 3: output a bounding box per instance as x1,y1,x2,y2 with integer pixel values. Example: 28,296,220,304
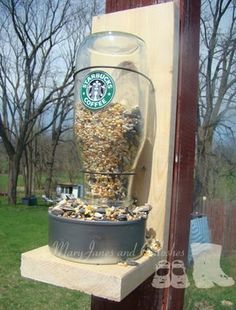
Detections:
56,183,80,187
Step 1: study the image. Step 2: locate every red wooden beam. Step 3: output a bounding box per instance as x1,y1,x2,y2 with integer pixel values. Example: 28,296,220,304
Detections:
106,0,171,12
165,1,200,309
91,0,200,309
91,275,163,309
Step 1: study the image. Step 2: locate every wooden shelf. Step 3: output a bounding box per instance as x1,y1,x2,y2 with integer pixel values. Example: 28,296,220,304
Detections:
21,246,159,302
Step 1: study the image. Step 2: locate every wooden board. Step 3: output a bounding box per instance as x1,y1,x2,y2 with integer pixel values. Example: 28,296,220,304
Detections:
21,246,159,302
93,2,179,249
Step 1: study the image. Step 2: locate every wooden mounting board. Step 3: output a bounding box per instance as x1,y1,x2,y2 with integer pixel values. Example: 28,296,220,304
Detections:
93,2,179,249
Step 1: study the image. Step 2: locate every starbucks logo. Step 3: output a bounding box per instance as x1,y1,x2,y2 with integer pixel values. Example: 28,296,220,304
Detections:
80,71,116,111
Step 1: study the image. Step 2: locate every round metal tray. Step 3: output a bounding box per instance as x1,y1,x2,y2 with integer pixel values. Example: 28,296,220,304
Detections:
48,212,146,264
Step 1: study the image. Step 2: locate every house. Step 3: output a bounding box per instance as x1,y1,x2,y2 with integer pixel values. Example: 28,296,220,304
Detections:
56,183,83,199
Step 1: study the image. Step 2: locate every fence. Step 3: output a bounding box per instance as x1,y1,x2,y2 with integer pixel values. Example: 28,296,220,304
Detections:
204,200,236,254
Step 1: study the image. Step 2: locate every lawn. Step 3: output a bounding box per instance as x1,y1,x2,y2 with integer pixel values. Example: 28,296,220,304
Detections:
0,173,83,198
0,200,90,310
1,197,235,309
0,174,8,193
0,174,24,194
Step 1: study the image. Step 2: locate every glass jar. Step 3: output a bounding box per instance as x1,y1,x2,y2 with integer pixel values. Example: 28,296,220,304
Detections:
74,31,152,208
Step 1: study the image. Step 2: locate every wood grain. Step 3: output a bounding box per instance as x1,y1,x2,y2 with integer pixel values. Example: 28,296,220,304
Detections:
93,2,179,252
21,245,159,302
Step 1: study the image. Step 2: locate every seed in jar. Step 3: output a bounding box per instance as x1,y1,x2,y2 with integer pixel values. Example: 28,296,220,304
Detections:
74,102,143,203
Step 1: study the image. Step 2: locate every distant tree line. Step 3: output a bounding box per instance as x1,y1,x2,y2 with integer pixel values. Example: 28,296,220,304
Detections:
0,0,104,203
194,0,236,209
0,0,235,207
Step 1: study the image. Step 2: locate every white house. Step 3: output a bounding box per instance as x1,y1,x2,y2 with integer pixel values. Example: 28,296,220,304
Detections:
56,183,83,199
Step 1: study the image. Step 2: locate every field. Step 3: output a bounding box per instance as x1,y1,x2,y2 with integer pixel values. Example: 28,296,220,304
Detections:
0,200,90,310
0,174,24,195
1,173,236,309
0,174,9,193
0,173,83,199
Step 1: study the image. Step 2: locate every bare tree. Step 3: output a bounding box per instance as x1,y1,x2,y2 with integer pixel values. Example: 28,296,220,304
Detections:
194,0,236,209
0,0,103,203
43,98,73,197
0,141,8,175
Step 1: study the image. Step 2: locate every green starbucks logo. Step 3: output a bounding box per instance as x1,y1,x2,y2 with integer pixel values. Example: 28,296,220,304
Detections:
80,71,115,111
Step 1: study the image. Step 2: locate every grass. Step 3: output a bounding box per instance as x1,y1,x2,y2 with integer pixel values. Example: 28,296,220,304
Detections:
0,174,8,192
0,173,83,197
184,253,236,309
216,173,236,201
1,174,236,309
0,200,90,310
0,155,8,175
0,174,24,194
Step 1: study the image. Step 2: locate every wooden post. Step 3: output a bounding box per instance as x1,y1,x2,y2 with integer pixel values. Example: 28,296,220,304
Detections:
165,1,200,309
91,0,200,309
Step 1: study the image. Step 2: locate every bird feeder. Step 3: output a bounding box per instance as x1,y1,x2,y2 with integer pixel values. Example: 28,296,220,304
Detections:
21,3,180,301
48,31,154,264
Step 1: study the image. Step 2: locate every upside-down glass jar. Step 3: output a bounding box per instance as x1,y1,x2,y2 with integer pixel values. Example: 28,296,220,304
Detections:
74,31,151,208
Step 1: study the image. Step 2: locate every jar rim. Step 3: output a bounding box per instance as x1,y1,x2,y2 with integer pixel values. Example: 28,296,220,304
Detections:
80,31,145,56
83,31,145,44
